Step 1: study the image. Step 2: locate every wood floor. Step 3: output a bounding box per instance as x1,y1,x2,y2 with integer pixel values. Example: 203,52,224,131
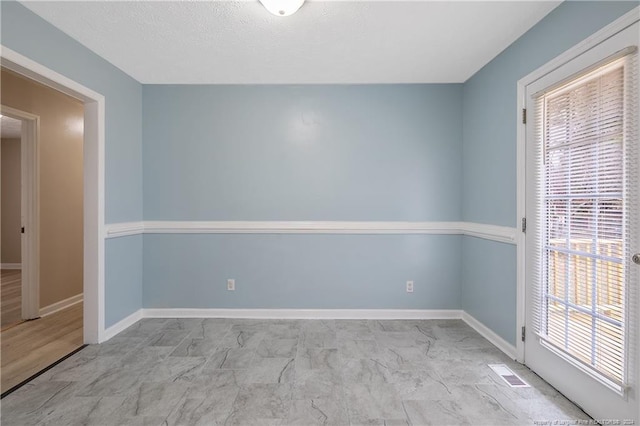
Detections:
1,269,23,328
1,302,83,393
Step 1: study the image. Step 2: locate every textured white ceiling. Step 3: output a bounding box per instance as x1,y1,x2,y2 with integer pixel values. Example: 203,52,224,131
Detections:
1,116,22,139
20,0,561,84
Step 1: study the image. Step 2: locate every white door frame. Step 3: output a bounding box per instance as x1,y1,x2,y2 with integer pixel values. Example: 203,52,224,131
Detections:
516,5,640,365
1,46,106,343
515,4,640,418
0,105,40,319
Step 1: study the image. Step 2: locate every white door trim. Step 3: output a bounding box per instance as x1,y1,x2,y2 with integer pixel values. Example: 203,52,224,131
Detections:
0,105,40,320
1,45,106,343
515,5,640,365
516,6,640,421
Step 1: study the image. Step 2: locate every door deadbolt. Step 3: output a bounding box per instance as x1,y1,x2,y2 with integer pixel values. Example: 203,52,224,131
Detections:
633,253,640,265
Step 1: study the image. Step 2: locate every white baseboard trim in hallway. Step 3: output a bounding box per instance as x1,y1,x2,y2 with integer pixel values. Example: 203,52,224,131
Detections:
461,311,517,360
39,293,83,317
0,263,22,270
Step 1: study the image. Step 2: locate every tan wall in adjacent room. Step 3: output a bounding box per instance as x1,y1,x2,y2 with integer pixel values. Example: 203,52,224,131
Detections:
1,138,22,264
1,69,84,309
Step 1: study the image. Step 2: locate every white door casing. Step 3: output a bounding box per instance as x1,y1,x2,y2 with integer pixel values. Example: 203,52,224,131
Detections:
522,18,639,422
1,46,106,343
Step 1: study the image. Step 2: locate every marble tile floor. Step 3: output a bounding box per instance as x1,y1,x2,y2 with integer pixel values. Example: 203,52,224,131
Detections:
0,318,590,425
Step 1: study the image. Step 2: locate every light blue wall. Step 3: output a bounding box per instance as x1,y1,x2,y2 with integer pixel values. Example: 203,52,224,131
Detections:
5,0,635,332
1,1,144,326
1,1,143,224
461,237,517,343
143,234,461,310
462,0,637,227
106,236,143,327
142,84,464,309
461,1,638,344
143,85,462,221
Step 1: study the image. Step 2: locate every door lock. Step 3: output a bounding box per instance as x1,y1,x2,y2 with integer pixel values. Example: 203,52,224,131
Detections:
633,253,640,265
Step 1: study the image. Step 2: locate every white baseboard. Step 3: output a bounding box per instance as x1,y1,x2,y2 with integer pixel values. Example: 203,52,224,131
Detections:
99,308,461,342
100,308,517,360
101,308,462,341
1,263,22,270
101,309,143,342
141,308,463,320
462,311,517,360
40,293,83,317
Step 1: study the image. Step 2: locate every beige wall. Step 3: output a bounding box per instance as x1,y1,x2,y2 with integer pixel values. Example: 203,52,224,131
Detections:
1,138,22,264
1,69,84,309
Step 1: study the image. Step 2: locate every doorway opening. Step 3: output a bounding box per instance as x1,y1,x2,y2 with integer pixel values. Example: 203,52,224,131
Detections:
0,70,86,393
0,45,106,395
1,46,104,345
1,114,24,329
516,11,639,421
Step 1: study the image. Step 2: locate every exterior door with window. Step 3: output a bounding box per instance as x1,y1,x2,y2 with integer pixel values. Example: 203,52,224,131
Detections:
525,21,639,421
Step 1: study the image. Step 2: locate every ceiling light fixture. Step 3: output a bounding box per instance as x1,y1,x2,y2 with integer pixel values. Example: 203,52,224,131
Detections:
259,0,305,17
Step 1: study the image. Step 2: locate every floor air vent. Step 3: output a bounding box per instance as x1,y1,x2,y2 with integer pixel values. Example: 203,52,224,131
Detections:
488,364,530,388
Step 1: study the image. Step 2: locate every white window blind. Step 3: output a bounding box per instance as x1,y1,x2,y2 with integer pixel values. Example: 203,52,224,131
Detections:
532,51,638,387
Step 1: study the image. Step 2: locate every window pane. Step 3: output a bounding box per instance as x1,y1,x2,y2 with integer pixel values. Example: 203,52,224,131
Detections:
539,60,627,384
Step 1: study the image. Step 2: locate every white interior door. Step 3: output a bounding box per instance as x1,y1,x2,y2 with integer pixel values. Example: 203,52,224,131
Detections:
524,21,639,421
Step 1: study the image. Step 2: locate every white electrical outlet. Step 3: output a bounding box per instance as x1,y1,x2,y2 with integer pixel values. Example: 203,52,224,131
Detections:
227,279,235,291
406,280,414,293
